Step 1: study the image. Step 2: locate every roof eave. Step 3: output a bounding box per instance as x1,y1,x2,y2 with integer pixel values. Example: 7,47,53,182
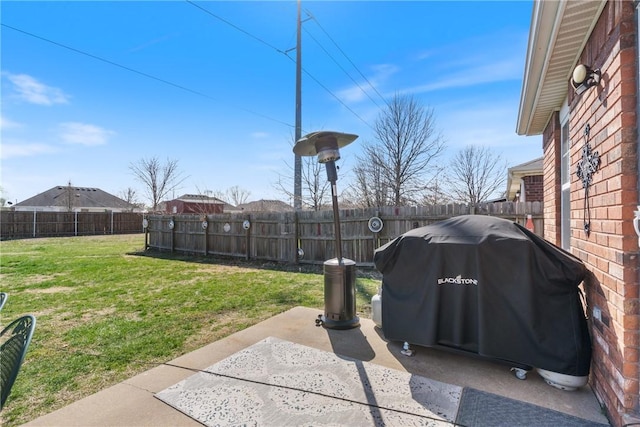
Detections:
516,0,606,136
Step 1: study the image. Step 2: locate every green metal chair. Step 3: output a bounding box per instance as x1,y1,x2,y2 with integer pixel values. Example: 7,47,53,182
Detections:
0,293,7,312
0,314,36,410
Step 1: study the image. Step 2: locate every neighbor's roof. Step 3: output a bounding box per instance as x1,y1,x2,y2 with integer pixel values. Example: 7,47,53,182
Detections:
506,157,543,199
16,186,135,209
173,194,225,204
509,157,543,175
236,199,292,212
170,194,236,211
517,0,606,136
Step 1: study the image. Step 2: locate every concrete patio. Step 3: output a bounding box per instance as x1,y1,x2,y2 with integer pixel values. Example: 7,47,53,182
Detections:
23,306,609,426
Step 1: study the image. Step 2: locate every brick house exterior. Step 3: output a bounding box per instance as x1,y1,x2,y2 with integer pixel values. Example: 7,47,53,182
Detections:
506,157,543,202
522,175,543,202
165,195,225,215
517,2,639,426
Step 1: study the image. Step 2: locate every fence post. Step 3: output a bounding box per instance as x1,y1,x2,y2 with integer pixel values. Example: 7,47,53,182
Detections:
144,216,149,250
294,211,300,264
170,216,175,252
33,210,37,238
203,215,209,255
245,214,251,261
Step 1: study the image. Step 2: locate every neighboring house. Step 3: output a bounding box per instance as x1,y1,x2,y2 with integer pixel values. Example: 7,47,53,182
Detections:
236,199,292,212
13,186,138,212
505,157,543,202
517,2,638,425
164,194,227,214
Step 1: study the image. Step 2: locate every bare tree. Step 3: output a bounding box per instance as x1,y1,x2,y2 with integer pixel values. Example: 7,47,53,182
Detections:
349,157,389,208
226,186,251,207
446,145,507,205
420,173,452,205
129,157,187,212
0,186,6,207
210,189,227,202
119,187,139,211
58,181,77,212
301,159,331,210
354,94,445,206
275,156,332,211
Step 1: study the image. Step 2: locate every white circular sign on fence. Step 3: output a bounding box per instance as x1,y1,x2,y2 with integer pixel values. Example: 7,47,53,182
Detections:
368,216,384,233
202,220,208,230
223,223,231,233
168,220,175,230
142,218,148,229
242,220,251,230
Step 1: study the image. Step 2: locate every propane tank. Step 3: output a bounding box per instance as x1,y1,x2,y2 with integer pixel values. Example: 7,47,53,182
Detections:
372,286,382,328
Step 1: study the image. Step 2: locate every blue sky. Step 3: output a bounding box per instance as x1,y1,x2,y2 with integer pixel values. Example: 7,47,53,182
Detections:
1,1,538,206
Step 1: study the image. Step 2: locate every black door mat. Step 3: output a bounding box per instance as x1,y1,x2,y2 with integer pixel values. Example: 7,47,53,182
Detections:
455,387,609,427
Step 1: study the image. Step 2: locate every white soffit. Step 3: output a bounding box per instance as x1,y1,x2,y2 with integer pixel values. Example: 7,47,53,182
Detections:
516,0,607,136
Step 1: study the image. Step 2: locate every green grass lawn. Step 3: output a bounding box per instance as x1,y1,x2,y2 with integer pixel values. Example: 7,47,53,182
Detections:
0,234,380,426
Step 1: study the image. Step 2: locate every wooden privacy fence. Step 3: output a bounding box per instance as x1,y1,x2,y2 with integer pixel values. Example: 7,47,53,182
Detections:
145,202,543,267
0,211,144,240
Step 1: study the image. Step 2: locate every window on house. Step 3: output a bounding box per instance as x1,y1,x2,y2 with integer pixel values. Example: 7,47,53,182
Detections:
561,120,570,250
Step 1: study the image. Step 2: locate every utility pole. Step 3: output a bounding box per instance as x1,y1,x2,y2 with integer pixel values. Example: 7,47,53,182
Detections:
294,0,302,210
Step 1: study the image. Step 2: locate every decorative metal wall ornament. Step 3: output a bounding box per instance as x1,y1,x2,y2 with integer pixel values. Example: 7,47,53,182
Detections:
575,124,600,236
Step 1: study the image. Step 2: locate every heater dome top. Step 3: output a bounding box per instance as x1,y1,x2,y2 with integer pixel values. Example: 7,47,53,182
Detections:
293,131,358,157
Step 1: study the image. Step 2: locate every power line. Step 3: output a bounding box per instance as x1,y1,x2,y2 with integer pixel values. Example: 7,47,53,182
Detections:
186,0,374,131
303,27,383,110
4,2,378,133
185,0,287,56
306,8,389,109
288,53,375,131
1,23,295,129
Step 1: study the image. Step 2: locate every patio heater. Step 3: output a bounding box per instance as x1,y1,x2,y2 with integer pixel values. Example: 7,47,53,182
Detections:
293,131,360,330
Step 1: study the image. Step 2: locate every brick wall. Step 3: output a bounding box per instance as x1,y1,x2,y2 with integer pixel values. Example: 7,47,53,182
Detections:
543,112,562,244
523,175,543,202
543,2,640,426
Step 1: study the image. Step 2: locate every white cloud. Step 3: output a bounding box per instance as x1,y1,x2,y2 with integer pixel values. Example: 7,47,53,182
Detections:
59,122,115,146
0,115,22,130
398,57,523,97
5,73,70,105
0,141,57,159
435,101,542,168
390,29,527,98
251,131,269,139
414,49,437,61
336,64,400,103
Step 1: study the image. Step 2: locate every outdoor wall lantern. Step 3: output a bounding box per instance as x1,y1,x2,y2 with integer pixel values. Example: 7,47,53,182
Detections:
293,130,360,330
571,64,601,95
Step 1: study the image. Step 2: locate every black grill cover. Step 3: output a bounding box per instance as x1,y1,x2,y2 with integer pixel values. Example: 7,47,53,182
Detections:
374,215,591,376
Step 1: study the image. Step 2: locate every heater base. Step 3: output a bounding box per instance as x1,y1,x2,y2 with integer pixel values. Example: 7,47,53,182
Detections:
320,315,360,330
